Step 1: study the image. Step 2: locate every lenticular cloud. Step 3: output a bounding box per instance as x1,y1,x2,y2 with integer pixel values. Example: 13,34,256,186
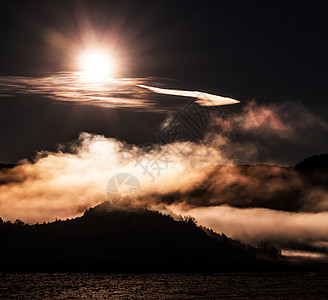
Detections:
137,84,240,106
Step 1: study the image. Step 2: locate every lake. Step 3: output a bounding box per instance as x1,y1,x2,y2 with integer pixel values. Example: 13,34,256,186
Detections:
1,272,328,299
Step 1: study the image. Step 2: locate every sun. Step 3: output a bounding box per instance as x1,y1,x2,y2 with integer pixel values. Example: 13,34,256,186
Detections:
78,50,115,81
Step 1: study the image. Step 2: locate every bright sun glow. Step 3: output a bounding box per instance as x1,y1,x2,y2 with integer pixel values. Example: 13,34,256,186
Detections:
78,50,115,81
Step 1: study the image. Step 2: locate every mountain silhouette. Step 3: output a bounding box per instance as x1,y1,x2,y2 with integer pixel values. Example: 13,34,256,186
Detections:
295,153,328,173
294,154,328,187
0,164,15,170
0,202,283,273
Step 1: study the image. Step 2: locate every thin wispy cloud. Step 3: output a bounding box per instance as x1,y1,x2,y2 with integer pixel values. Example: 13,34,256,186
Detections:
0,72,239,111
0,73,156,109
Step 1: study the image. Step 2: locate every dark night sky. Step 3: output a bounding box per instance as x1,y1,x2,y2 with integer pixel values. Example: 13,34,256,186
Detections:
0,0,327,163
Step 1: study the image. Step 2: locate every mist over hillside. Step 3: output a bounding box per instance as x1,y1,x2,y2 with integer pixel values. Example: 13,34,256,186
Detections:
0,202,287,273
1,154,328,273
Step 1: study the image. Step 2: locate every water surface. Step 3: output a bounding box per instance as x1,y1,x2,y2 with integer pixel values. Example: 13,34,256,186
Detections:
1,272,328,299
